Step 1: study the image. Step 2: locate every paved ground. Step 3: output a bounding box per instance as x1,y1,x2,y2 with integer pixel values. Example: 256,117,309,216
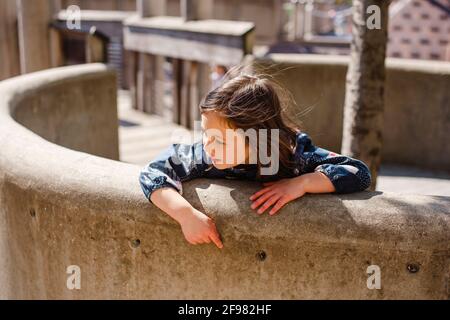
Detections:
376,165,450,196
117,91,450,197
117,90,195,165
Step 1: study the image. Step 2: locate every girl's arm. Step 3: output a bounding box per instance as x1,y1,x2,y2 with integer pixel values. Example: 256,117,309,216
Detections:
139,143,223,248
150,188,223,248
251,133,371,215
294,132,372,193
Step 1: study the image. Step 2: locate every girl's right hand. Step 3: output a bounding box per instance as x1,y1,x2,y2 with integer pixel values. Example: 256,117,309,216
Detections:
179,208,224,249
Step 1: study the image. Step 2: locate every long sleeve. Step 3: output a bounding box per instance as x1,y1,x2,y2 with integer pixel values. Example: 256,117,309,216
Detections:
294,133,371,193
139,142,208,203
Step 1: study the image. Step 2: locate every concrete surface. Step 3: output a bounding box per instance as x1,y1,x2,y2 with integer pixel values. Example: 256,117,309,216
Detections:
0,64,449,299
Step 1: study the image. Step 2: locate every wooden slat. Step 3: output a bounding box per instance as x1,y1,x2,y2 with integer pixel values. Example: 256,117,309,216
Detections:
136,53,156,113
49,27,65,67
180,60,191,128
0,0,21,80
172,58,183,124
126,50,138,109
189,61,199,129
137,0,166,18
85,28,107,63
181,0,197,21
17,0,53,73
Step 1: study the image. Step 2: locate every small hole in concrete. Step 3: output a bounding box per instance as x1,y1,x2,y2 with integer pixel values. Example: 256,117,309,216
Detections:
407,263,420,273
29,208,36,218
131,239,141,248
257,250,267,261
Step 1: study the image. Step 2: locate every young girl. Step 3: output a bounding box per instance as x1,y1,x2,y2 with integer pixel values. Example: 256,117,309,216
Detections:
139,72,371,249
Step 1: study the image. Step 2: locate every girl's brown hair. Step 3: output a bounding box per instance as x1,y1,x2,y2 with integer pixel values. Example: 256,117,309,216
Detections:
199,66,301,178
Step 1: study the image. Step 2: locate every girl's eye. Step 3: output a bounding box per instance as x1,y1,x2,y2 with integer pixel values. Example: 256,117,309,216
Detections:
215,139,225,145
202,132,212,142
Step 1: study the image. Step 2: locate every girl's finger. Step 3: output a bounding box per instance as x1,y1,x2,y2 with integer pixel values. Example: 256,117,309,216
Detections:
263,181,277,186
209,234,223,249
249,186,273,201
209,229,224,249
269,197,288,215
257,194,281,214
251,190,276,210
203,237,211,244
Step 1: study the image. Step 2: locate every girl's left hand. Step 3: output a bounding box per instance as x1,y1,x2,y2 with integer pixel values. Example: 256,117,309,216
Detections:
249,176,307,216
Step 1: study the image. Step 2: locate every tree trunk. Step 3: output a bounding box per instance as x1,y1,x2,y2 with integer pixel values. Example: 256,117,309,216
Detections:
341,0,389,191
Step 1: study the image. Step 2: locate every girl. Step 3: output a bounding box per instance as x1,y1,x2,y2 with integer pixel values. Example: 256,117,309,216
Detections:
139,71,371,249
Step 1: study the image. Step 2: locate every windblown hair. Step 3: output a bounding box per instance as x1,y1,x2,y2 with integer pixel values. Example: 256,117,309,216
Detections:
199,65,301,178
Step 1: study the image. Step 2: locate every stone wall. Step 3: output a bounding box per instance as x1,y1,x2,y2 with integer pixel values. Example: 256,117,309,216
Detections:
0,64,449,299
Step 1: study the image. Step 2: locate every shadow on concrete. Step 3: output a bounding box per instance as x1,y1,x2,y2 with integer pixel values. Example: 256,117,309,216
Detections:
379,164,450,180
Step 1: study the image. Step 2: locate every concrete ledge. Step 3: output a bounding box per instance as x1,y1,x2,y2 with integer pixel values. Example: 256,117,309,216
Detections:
123,16,254,65
254,55,450,172
0,64,449,299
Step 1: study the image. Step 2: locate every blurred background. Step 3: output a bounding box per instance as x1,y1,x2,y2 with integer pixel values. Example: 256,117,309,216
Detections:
1,0,449,195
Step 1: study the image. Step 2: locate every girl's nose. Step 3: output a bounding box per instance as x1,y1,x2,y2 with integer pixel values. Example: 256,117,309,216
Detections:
203,135,211,147
205,143,215,158
203,136,214,156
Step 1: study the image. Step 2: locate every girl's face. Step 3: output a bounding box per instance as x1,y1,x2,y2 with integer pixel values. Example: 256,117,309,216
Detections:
201,111,250,170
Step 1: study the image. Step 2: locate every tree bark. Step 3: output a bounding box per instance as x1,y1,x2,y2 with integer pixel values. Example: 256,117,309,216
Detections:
341,0,389,191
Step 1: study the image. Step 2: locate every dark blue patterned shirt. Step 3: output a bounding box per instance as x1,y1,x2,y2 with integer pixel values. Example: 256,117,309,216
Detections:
139,132,371,202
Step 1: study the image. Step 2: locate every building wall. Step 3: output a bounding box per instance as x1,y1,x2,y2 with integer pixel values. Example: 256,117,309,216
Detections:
388,0,450,61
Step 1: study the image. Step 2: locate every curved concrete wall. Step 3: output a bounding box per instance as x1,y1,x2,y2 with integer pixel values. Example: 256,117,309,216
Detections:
0,64,449,299
254,54,450,172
